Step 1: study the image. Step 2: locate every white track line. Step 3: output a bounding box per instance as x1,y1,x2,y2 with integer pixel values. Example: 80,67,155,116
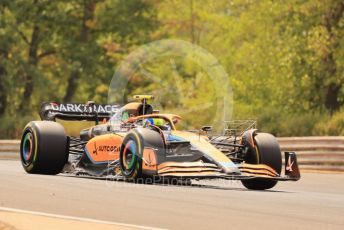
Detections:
0,206,167,230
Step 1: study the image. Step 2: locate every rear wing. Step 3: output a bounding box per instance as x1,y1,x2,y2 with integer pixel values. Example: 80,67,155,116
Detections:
39,102,121,122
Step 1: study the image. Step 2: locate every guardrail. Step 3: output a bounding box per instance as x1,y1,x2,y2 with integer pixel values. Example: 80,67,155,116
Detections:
1,137,344,172
278,136,344,172
0,140,20,160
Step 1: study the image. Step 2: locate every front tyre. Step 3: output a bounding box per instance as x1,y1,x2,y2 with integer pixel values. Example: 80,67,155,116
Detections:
241,133,282,190
20,121,68,175
119,131,143,181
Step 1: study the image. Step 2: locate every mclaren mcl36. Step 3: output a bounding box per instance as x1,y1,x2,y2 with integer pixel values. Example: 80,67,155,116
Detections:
20,95,300,190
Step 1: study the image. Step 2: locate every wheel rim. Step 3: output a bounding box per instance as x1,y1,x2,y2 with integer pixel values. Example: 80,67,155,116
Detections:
21,132,34,165
122,140,137,172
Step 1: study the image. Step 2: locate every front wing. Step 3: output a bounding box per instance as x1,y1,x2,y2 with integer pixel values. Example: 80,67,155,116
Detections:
152,152,300,181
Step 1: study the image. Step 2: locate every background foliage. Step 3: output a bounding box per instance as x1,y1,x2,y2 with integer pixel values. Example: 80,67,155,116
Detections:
0,0,343,138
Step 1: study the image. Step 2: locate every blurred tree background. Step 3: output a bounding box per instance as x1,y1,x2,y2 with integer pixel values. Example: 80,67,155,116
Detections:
0,0,343,138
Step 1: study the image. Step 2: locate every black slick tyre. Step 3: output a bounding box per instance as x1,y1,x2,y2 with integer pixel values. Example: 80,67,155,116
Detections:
241,133,282,190
119,131,143,180
20,121,68,175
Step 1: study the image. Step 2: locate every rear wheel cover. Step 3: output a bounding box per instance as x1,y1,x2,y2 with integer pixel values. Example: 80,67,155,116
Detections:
122,140,138,172
22,132,33,164
20,129,37,170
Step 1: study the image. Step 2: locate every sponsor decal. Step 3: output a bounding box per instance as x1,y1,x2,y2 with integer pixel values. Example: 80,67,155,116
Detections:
85,134,122,163
286,155,294,172
92,144,121,154
92,141,121,155
50,103,119,114
92,142,98,155
142,148,157,171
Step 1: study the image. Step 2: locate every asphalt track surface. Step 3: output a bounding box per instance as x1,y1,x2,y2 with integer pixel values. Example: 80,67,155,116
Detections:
1,160,344,230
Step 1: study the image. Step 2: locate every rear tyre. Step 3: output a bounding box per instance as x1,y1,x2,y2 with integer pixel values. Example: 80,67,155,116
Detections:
20,121,68,175
119,131,143,181
241,133,282,190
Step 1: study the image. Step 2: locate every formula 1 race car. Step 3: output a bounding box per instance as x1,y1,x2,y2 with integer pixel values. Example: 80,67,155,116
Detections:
20,95,300,190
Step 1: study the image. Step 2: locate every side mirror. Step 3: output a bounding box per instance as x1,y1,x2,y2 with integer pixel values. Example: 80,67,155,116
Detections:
201,126,212,132
86,101,95,107
86,101,98,125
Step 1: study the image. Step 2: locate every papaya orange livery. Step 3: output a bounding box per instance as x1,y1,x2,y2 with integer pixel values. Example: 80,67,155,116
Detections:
85,134,122,163
142,148,158,171
20,95,300,190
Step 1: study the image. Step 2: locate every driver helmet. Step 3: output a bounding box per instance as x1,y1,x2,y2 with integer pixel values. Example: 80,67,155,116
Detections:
144,118,164,127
